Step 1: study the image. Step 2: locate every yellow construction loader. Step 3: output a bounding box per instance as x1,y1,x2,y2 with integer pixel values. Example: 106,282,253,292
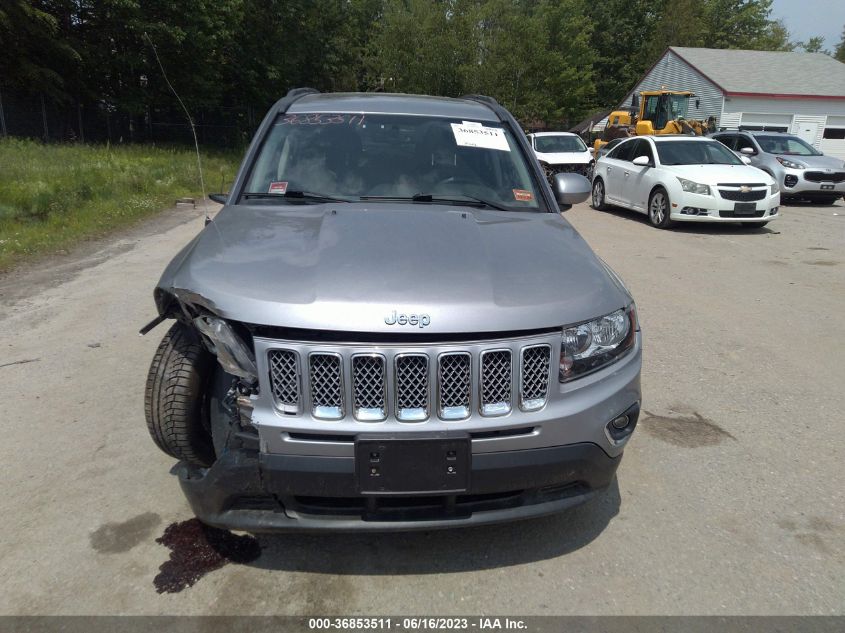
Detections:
593,90,716,153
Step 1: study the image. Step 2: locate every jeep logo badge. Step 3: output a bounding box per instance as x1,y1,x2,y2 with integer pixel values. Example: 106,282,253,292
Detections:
385,310,431,328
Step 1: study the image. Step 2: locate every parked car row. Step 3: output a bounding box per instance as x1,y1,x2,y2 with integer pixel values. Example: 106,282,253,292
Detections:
532,123,844,229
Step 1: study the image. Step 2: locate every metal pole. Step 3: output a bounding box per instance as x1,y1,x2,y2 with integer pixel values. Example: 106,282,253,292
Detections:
0,86,7,137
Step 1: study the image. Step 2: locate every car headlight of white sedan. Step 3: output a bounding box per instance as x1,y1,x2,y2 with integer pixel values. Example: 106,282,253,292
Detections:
677,177,711,195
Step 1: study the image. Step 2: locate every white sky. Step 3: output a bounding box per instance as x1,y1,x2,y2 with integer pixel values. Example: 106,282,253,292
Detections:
770,0,845,51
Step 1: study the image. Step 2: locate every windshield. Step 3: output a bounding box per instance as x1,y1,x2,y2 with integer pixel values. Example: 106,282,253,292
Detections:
534,135,586,153
243,113,543,210
668,95,689,120
755,135,821,156
656,140,743,166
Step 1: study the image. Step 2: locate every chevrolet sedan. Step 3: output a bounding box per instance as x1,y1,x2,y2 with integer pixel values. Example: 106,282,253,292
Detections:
591,136,780,228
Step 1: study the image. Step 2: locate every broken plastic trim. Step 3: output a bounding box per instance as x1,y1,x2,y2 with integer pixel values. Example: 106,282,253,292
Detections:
138,314,167,336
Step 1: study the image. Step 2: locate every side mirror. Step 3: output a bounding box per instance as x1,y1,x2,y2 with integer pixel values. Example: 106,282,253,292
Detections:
740,147,755,155
553,173,590,211
632,155,651,166
209,192,228,204
740,155,752,165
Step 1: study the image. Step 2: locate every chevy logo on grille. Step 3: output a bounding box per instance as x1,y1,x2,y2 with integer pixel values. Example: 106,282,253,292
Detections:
385,310,431,328
740,186,751,193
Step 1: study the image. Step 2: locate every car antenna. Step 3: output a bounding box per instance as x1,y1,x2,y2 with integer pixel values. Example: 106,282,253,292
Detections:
143,32,212,226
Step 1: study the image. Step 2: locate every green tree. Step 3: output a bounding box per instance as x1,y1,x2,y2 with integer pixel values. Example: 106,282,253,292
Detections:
798,36,828,54
0,0,79,100
702,0,792,50
587,0,663,108
834,25,845,62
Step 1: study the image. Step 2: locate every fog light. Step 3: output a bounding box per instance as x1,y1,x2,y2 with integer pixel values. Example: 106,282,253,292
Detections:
770,207,778,215
611,415,630,429
605,402,640,445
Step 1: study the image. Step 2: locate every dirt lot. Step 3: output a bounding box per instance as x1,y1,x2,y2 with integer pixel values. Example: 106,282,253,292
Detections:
0,199,843,615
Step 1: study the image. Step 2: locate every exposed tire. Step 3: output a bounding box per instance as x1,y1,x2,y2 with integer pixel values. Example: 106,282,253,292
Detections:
591,178,608,211
144,321,216,467
648,187,673,229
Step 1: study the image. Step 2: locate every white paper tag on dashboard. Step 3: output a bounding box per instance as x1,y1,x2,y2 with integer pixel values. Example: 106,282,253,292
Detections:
451,123,510,151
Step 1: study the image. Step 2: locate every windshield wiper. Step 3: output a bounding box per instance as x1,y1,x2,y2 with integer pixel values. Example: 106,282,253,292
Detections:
242,191,351,203
360,193,511,212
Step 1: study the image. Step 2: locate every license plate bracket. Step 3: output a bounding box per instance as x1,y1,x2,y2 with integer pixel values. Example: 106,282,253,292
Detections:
733,202,757,215
355,436,470,495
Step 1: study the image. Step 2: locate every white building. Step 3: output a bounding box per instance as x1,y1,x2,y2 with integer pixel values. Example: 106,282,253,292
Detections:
616,47,845,160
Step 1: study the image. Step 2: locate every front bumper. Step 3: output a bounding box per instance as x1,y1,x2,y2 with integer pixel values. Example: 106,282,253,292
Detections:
179,441,622,532
779,168,845,197
669,190,780,222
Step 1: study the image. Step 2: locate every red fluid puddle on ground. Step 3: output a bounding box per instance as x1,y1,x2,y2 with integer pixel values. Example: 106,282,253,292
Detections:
154,518,262,593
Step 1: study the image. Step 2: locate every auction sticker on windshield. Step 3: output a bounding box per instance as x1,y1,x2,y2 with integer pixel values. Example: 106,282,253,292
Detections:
451,123,510,151
268,181,288,194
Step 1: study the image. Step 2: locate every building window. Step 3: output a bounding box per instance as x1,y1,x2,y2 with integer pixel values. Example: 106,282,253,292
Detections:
822,128,845,140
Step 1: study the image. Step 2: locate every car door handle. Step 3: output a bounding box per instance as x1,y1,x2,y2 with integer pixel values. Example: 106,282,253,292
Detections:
624,171,630,177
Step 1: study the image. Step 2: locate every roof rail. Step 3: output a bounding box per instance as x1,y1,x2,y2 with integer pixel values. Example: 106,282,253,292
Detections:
284,87,320,99
460,94,501,108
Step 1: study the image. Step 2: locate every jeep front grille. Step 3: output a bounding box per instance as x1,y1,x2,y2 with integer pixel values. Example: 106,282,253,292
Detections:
309,353,343,419
264,334,555,422
395,354,429,421
268,349,300,414
352,354,386,421
438,352,471,420
480,350,512,416
520,345,551,411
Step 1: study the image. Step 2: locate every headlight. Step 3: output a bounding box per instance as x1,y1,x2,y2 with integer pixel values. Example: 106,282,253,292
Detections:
776,157,805,170
194,316,258,384
770,183,778,195
559,305,637,382
677,177,711,195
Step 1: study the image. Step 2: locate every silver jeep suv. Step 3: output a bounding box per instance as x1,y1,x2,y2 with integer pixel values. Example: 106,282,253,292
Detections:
711,130,845,204
142,89,642,532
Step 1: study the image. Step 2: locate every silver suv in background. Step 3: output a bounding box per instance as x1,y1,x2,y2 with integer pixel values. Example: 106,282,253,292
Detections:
141,89,641,532
711,130,845,204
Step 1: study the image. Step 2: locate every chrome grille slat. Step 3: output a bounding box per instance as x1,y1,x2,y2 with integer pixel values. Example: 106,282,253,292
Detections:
395,354,429,421
438,352,471,420
520,345,551,411
352,354,386,421
309,353,344,419
480,350,512,416
268,350,300,413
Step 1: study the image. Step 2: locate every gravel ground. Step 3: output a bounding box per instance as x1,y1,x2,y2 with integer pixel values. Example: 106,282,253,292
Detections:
0,198,842,615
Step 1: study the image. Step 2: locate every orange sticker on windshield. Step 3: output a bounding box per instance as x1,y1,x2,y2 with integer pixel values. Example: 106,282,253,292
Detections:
268,181,288,194
513,189,533,201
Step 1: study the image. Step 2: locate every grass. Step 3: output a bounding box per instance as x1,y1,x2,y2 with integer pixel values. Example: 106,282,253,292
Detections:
0,139,240,272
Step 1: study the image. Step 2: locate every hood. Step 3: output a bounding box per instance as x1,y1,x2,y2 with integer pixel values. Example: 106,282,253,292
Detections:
534,150,592,166
781,153,845,170
660,164,775,185
157,203,630,334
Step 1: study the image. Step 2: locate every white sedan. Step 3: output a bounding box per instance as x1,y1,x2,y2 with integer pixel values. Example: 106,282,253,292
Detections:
528,132,594,183
591,136,780,228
